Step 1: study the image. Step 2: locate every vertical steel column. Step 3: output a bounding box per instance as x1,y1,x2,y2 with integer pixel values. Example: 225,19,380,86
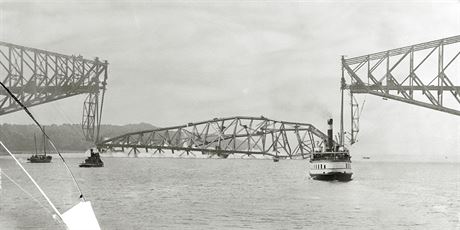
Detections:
340,56,345,147
409,48,414,97
82,92,98,141
19,49,24,101
386,51,390,94
350,91,354,144
438,41,444,105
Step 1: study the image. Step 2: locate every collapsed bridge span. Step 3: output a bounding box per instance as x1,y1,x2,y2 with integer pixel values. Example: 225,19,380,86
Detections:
97,116,333,159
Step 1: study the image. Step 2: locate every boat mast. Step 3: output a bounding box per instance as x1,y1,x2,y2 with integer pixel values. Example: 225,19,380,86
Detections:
0,81,85,200
0,142,64,221
339,56,345,147
43,126,46,155
34,133,38,156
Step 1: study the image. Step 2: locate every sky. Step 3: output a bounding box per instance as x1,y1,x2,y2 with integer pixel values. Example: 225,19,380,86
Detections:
0,0,459,157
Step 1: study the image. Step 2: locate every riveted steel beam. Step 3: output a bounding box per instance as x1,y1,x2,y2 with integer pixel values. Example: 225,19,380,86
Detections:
342,35,460,143
97,116,334,159
0,42,109,142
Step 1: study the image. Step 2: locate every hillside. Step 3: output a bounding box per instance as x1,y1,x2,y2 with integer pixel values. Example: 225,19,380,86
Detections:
0,123,157,152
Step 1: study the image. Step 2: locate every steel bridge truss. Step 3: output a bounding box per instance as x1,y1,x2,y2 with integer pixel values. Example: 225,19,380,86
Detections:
0,41,108,142
342,35,460,143
97,116,332,159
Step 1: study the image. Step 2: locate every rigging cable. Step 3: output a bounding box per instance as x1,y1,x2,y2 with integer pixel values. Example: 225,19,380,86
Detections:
0,141,64,221
0,81,85,200
0,170,53,216
359,96,367,117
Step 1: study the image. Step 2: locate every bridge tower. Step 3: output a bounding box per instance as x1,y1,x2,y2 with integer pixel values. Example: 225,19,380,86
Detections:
341,35,460,144
0,42,108,143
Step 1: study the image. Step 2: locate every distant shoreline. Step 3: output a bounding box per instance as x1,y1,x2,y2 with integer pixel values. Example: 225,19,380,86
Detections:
0,150,86,154
0,123,157,152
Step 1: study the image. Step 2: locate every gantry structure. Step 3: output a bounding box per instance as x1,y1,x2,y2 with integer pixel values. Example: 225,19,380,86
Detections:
0,41,108,142
342,35,460,144
97,116,332,159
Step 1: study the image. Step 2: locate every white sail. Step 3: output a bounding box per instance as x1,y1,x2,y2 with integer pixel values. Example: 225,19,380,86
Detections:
62,201,101,230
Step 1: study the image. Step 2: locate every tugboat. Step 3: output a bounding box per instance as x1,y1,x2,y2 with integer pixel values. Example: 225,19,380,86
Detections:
309,119,352,181
28,133,52,163
79,149,104,167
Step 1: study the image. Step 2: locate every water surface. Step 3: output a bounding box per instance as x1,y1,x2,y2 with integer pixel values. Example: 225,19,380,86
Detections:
0,157,459,229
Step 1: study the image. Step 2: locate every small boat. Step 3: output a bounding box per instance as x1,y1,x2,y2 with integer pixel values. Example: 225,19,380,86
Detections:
362,156,370,160
273,156,280,162
28,133,52,163
309,119,352,182
2,142,101,230
28,154,52,163
79,149,104,167
1,68,101,230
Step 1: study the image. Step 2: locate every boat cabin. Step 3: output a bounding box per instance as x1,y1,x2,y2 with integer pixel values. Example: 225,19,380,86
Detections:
310,151,351,162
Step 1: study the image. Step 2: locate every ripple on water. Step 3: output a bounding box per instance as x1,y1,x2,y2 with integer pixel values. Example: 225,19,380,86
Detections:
1,159,460,229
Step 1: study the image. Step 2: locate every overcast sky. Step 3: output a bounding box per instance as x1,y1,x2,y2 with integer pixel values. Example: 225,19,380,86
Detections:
0,0,459,157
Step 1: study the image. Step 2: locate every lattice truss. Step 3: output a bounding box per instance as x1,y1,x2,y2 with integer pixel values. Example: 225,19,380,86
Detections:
0,41,108,141
97,116,332,158
342,35,460,143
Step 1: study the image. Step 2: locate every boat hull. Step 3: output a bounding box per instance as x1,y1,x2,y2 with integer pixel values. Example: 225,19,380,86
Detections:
310,172,353,181
79,163,104,168
309,159,352,181
28,155,52,163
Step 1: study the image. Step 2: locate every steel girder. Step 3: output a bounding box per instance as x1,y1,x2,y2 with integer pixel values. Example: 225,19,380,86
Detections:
97,116,332,159
342,35,460,143
0,41,108,142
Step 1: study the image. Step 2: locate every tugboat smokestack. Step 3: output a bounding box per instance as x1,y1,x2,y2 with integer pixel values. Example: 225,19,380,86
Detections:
327,118,333,151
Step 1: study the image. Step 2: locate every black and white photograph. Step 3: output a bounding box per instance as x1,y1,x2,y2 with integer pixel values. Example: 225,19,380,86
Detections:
0,0,459,229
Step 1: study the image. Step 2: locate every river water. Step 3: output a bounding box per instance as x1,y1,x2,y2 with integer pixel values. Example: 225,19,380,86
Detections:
0,156,459,229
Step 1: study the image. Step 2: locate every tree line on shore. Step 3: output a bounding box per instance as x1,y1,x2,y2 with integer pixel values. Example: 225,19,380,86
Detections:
0,123,156,152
